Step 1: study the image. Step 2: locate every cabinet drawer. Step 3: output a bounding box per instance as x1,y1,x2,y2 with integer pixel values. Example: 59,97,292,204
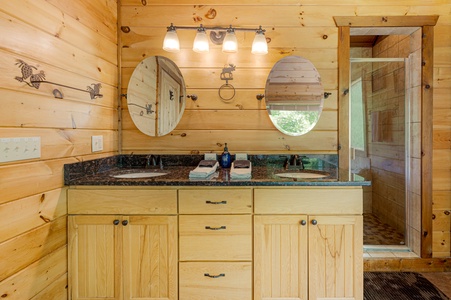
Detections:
254,187,362,215
179,262,252,300
179,189,252,214
68,189,177,214
179,215,252,261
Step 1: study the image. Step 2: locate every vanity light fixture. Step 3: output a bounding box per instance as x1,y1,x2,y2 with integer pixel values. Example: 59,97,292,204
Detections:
251,26,268,55
222,26,238,53
193,25,209,53
163,23,267,55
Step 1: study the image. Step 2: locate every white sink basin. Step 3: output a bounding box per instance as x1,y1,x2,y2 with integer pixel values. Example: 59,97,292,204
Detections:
111,172,167,179
275,172,328,179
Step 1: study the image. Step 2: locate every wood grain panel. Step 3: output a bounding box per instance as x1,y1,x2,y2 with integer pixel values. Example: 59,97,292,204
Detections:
1,51,118,106
30,273,68,300
122,129,338,153
0,216,67,281
122,109,337,131
121,0,449,5
0,12,117,84
254,215,308,300
68,189,177,214
121,48,338,69
122,67,337,90
1,90,117,130
46,0,117,42
123,26,338,49
0,246,67,300
0,0,117,65
124,216,178,300
179,215,252,261
0,188,67,243
121,88,338,111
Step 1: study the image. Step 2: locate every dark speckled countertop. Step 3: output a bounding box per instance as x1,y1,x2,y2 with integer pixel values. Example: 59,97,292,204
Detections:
64,154,371,187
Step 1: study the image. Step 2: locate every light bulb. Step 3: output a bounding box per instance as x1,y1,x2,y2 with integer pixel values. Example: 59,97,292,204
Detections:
163,24,180,52
251,27,268,55
222,28,238,53
193,26,209,53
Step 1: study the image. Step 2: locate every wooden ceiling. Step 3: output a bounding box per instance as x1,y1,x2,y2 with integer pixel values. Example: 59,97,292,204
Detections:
350,27,420,47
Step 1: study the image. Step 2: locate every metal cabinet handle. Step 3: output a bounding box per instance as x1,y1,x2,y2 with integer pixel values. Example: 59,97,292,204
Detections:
204,273,225,278
311,219,318,225
122,220,129,226
300,220,307,226
113,219,120,225
205,226,226,230
206,200,227,205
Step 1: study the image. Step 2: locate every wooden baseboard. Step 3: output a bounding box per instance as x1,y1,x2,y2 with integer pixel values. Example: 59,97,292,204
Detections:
364,258,451,272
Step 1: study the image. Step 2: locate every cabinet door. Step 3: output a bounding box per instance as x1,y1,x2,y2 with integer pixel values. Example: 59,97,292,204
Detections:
122,216,178,300
68,215,121,300
254,215,308,300
308,215,363,300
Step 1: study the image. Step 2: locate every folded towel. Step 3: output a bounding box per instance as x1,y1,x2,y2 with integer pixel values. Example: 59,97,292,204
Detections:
230,160,252,179
189,161,219,178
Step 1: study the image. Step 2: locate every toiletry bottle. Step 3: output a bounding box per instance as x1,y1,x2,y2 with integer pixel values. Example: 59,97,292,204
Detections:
220,143,231,168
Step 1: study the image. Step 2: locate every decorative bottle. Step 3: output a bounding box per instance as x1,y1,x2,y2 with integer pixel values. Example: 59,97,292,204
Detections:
220,143,232,168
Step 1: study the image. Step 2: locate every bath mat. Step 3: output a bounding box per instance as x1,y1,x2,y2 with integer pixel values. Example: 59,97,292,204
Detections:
364,272,449,300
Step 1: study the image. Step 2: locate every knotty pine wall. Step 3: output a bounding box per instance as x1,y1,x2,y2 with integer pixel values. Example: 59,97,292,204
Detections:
120,1,450,257
0,1,118,299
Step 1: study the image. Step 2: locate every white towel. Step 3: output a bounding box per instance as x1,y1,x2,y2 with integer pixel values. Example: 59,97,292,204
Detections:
189,161,219,178
230,160,252,179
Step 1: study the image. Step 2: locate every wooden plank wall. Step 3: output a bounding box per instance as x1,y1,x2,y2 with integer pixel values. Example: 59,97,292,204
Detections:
120,1,450,257
0,1,118,299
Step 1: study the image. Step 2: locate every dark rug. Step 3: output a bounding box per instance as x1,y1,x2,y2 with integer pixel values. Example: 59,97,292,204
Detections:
364,272,449,300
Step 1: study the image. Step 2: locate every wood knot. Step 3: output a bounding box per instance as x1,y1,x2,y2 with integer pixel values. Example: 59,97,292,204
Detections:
322,35,328,39
40,215,51,223
40,194,45,203
141,0,147,5
193,15,203,23
121,26,131,33
205,8,217,19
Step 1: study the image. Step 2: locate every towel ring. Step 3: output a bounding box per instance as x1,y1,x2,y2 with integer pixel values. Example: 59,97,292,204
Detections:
218,83,235,101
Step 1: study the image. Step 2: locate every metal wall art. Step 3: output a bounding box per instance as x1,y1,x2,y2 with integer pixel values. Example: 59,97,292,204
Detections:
14,59,103,100
219,64,236,101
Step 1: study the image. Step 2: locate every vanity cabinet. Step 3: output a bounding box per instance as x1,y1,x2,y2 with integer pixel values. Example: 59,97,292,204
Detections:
178,188,252,300
67,189,178,300
254,187,363,300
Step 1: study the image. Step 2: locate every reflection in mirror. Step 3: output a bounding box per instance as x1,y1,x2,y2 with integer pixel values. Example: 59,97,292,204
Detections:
127,56,186,136
265,55,324,136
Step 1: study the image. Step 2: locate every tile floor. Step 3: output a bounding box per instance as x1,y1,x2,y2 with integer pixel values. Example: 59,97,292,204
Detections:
363,213,417,258
363,213,405,246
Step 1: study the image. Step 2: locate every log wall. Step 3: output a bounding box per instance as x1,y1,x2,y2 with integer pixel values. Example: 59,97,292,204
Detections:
0,0,118,299
120,1,450,258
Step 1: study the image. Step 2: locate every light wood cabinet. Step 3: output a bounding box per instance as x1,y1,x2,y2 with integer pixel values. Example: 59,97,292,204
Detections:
178,188,252,300
68,189,178,300
67,186,363,300
254,187,363,300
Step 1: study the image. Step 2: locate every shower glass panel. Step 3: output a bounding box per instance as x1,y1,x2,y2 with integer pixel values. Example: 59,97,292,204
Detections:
350,58,411,246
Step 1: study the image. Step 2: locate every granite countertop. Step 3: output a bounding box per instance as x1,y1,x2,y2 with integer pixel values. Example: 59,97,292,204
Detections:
64,154,371,187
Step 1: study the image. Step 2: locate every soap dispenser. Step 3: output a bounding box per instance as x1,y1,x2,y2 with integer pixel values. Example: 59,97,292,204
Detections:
220,143,231,168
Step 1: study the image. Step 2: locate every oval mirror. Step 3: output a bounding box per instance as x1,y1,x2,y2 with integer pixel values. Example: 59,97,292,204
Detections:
127,56,186,136
265,55,324,136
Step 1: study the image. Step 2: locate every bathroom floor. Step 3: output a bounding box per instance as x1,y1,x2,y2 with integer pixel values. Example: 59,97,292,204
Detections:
363,213,405,245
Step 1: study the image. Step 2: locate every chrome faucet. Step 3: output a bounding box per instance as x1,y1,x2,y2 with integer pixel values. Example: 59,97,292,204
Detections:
284,155,304,170
146,155,163,169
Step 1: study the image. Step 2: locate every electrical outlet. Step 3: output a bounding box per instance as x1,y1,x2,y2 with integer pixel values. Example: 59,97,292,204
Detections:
0,137,41,163
91,135,103,152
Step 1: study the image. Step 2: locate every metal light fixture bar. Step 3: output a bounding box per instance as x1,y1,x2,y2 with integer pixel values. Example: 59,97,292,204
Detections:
167,24,265,33
163,23,268,55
